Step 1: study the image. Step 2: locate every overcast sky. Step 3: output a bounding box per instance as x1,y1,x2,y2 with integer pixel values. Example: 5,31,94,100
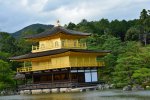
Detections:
0,0,150,33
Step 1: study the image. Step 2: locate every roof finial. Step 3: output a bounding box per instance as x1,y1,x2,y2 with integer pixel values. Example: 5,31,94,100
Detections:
55,20,61,27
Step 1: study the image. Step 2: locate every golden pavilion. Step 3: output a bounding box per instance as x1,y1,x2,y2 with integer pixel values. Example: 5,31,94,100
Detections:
10,23,110,91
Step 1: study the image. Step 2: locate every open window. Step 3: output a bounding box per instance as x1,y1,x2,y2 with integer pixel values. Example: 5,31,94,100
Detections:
61,40,65,47
55,41,59,47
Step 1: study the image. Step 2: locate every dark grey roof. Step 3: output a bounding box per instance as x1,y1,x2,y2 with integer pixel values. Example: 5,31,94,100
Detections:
25,26,91,39
9,49,110,60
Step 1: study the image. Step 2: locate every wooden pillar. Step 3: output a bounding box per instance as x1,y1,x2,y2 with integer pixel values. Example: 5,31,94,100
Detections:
32,73,34,83
69,68,71,82
77,68,79,83
52,73,54,83
52,73,54,88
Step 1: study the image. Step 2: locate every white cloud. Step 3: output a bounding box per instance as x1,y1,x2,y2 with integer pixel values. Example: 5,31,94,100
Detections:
0,0,150,33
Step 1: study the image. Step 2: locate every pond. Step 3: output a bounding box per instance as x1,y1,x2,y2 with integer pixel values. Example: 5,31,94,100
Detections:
0,90,150,100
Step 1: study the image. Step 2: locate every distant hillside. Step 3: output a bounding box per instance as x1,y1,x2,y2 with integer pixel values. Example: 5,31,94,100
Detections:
12,23,54,38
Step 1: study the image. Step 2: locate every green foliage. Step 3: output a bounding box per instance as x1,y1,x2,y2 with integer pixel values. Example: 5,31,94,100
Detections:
114,55,142,87
0,52,11,61
93,18,110,35
15,39,32,55
0,60,15,90
140,9,149,21
125,26,141,41
90,34,123,83
0,32,10,49
113,42,150,87
138,9,150,45
109,20,132,41
67,22,76,30
1,36,18,54
132,68,150,84
0,32,18,54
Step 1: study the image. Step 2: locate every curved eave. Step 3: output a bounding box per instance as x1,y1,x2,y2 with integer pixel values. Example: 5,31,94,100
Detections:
26,33,90,42
9,49,111,61
24,26,91,41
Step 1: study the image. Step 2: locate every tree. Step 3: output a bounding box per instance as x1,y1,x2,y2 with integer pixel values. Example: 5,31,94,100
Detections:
90,35,123,83
134,46,150,86
15,38,32,55
67,22,76,30
79,19,88,25
132,68,150,85
114,55,142,87
113,42,143,87
0,60,15,90
140,9,148,21
93,19,110,35
125,26,140,41
109,20,129,41
0,52,11,61
76,19,94,33
0,35,18,54
138,9,150,45
139,46,150,68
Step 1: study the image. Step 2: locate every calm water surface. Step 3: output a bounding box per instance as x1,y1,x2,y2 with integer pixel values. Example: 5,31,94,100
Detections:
0,90,150,100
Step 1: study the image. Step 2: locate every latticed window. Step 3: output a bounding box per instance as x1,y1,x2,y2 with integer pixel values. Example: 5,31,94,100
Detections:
74,41,77,47
55,41,59,47
62,40,65,47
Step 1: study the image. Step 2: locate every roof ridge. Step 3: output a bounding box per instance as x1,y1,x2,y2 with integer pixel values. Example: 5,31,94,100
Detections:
24,26,91,39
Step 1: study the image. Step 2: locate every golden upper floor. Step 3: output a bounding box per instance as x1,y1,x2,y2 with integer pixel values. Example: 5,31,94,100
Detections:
25,26,90,53
32,38,87,53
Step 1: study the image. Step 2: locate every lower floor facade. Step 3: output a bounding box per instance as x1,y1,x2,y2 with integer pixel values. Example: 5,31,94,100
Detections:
17,67,102,90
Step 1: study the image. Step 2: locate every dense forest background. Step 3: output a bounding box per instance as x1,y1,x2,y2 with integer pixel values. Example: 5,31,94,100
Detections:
0,9,150,90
